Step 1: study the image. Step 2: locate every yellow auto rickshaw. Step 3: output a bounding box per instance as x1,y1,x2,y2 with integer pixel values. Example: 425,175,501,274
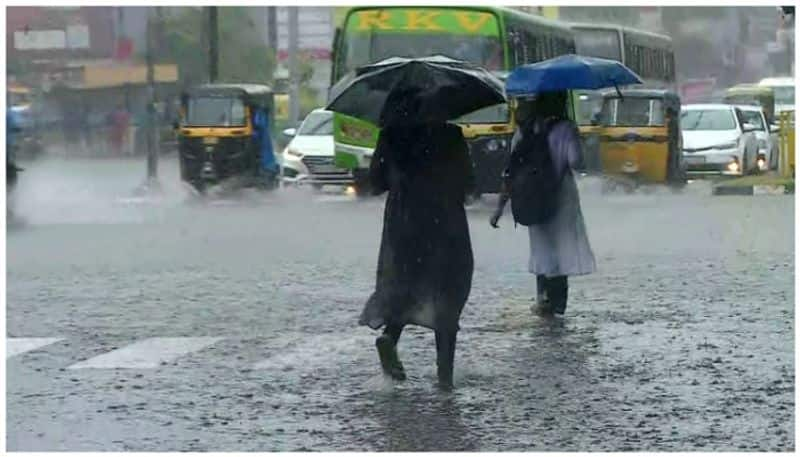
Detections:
177,84,276,192
457,101,515,199
597,89,686,192
724,84,776,125
576,90,604,174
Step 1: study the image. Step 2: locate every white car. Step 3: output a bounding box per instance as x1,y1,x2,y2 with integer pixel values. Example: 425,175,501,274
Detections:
280,109,354,187
759,77,795,115
680,104,760,177
736,105,780,171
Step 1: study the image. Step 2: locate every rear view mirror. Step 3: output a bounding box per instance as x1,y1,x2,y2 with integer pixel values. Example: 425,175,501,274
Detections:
770,124,780,133
283,128,297,138
743,123,758,132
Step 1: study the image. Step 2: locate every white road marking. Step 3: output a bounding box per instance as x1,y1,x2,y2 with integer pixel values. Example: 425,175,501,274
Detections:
67,337,223,369
6,338,63,358
253,333,372,371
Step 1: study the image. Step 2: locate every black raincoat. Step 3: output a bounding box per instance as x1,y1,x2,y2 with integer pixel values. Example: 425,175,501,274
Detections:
359,122,474,334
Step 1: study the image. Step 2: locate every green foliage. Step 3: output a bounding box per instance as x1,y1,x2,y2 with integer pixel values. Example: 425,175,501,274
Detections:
159,7,276,86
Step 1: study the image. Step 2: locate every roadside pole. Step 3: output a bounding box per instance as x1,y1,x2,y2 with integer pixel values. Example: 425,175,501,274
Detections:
209,7,219,83
145,6,160,188
288,7,300,127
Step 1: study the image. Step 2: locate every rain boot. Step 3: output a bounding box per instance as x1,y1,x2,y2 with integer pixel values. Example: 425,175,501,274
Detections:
549,276,569,315
533,275,554,316
376,324,406,381
435,330,456,390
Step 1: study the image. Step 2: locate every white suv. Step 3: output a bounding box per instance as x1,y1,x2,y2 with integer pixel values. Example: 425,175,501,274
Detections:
736,105,779,171
680,104,760,177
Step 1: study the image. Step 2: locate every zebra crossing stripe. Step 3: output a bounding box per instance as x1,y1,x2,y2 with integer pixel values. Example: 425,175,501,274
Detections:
252,333,371,371
6,338,63,358
67,337,223,369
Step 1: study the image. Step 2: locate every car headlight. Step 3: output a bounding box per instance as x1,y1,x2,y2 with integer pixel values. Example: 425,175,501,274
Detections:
727,157,740,173
284,147,303,158
714,141,738,150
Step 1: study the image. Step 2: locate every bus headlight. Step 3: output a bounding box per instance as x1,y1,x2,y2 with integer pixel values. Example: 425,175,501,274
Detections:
486,139,500,152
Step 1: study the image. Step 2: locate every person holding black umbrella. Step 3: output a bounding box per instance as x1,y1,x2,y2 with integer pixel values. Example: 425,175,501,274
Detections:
327,56,506,389
359,89,475,390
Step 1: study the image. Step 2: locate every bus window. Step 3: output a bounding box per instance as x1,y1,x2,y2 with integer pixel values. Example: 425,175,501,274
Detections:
573,28,622,62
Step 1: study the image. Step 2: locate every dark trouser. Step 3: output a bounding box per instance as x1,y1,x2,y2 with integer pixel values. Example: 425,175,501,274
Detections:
382,322,456,387
536,275,569,314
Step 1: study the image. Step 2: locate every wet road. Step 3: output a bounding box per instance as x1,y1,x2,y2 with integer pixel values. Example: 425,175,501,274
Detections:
7,157,794,451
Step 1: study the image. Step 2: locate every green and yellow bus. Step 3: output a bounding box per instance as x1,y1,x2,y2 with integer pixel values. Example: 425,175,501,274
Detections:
329,6,576,196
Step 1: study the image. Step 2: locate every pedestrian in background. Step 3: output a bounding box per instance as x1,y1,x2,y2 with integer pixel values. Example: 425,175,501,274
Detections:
491,91,596,316
108,104,130,156
360,91,474,390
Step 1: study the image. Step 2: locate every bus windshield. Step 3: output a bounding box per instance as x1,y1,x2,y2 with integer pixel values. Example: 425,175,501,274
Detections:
573,28,622,62
773,86,795,106
342,33,503,76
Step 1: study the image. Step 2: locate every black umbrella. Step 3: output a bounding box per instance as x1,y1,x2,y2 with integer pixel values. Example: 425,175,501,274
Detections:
326,55,506,127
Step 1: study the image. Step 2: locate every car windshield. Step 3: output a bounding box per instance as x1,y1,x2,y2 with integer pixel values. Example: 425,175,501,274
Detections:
602,98,665,127
185,97,246,127
773,86,795,105
681,109,736,131
298,112,333,136
455,103,509,124
738,110,766,131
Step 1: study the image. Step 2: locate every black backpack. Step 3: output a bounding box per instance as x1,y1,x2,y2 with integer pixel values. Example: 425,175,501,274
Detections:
508,118,564,226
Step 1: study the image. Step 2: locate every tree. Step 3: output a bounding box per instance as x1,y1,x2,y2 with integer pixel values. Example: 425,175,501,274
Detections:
158,7,276,86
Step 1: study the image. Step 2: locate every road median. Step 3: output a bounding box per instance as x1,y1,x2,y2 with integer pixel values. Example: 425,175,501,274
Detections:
712,174,795,196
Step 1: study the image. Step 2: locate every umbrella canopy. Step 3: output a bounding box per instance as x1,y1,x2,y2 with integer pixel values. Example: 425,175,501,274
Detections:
505,54,643,98
326,55,506,127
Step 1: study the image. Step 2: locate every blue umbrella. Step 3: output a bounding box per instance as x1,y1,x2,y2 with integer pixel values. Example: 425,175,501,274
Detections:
505,54,643,98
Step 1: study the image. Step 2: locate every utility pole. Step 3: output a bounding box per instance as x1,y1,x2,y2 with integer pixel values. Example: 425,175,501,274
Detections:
145,6,159,184
288,7,300,126
208,6,219,83
267,6,277,51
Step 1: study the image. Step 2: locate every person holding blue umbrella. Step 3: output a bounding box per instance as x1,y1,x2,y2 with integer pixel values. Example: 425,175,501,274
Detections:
489,55,641,316
491,91,596,317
